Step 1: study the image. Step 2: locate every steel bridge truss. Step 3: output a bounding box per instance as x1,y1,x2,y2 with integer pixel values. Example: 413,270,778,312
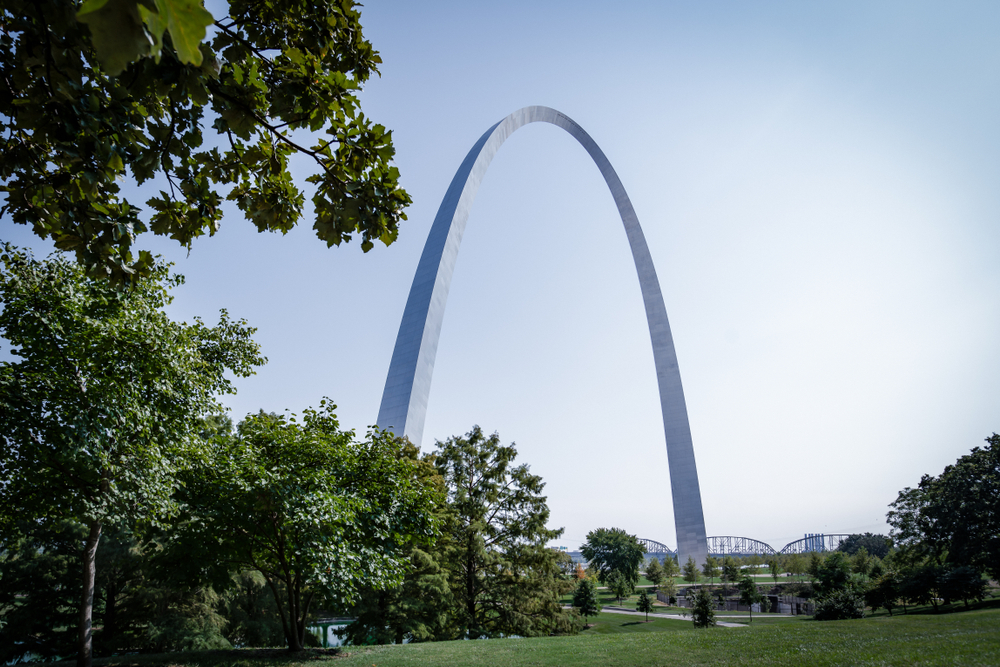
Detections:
707,536,777,557
778,534,851,555
636,533,854,558
638,538,675,558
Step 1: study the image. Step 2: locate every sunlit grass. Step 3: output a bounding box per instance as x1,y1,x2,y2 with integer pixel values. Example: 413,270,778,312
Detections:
88,607,1000,667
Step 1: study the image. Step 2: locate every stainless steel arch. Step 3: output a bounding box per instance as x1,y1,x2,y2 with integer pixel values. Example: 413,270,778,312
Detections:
376,106,709,567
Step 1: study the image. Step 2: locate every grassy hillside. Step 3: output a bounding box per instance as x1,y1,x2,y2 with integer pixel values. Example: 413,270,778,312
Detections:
90,607,1000,667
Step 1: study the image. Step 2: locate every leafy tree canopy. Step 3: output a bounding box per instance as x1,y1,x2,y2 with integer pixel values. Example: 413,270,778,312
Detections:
606,569,632,605
721,555,739,585
338,441,454,646
737,575,764,622
580,527,646,588
813,551,853,597
701,555,720,585
0,245,264,665
1,0,410,281
887,434,1000,580
172,405,440,650
837,532,891,559
939,565,987,609
682,555,700,584
644,557,663,589
865,570,901,616
434,426,578,639
661,554,679,579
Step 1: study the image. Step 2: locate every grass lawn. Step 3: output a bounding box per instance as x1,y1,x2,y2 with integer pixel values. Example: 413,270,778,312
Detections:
577,610,692,634
86,607,1000,667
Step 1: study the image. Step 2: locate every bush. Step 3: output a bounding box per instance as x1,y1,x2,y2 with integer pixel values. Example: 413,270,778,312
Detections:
691,588,716,628
814,589,865,621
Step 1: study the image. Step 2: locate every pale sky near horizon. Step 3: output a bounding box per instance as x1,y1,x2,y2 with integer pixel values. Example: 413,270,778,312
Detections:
3,1,999,554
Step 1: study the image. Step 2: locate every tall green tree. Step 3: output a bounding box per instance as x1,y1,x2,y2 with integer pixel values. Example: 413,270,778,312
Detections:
682,555,700,584
737,575,764,623
636,589,654,622
767,556,782,582
0,246,264,667
786,553,806,582
606,570,632,605
888,434,1000,580
434,426,577,639
865,570,901,616
661,577,678,604
581,528,646,589
807,552,824,581
338,443,453,645
721,556,739,588
662,555,680,579
939,566,987,609
572,578,601,624
172,405,438,650
691,588,716,628
851,547,873,577
701,556,720,587
1,0,410,282
898,562,944,613
645,557,664,591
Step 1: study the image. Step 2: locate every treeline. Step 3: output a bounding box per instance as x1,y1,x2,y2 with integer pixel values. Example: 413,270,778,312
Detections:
339,427,579,644
0,249,578,662
802,435,999,619
648,435,1000,621
0,423,579,660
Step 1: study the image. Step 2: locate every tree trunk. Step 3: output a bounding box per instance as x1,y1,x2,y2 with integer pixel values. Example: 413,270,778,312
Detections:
297,590,315,650
264,576,294,650
77,520,102,667
287,575,304,651
465,541,476,636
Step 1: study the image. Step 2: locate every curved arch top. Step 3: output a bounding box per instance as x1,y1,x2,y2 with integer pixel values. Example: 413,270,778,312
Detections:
376,106,708,566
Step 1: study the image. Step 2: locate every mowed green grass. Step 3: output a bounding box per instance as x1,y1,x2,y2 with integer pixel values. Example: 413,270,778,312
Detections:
91,608,1000,667
576,610,692,634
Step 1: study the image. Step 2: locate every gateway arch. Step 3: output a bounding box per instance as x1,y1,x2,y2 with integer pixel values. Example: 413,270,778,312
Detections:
376,106,709,566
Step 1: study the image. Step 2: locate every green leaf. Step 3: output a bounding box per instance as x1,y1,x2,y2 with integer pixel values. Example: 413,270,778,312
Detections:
154,0,214,67
137,2,166,61
107,152,124,173
77,0,152,75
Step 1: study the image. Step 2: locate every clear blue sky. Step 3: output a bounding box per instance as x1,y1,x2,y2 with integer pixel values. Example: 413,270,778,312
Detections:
4,0,999,552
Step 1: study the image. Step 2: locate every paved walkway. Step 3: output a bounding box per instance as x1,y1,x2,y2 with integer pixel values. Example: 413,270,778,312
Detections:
600,606,749,628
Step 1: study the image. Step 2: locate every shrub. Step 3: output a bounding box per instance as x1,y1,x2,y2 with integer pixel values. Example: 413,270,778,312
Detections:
814,589,865,620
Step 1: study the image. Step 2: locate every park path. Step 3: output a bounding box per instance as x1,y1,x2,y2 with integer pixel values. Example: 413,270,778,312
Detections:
600,605,751,627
